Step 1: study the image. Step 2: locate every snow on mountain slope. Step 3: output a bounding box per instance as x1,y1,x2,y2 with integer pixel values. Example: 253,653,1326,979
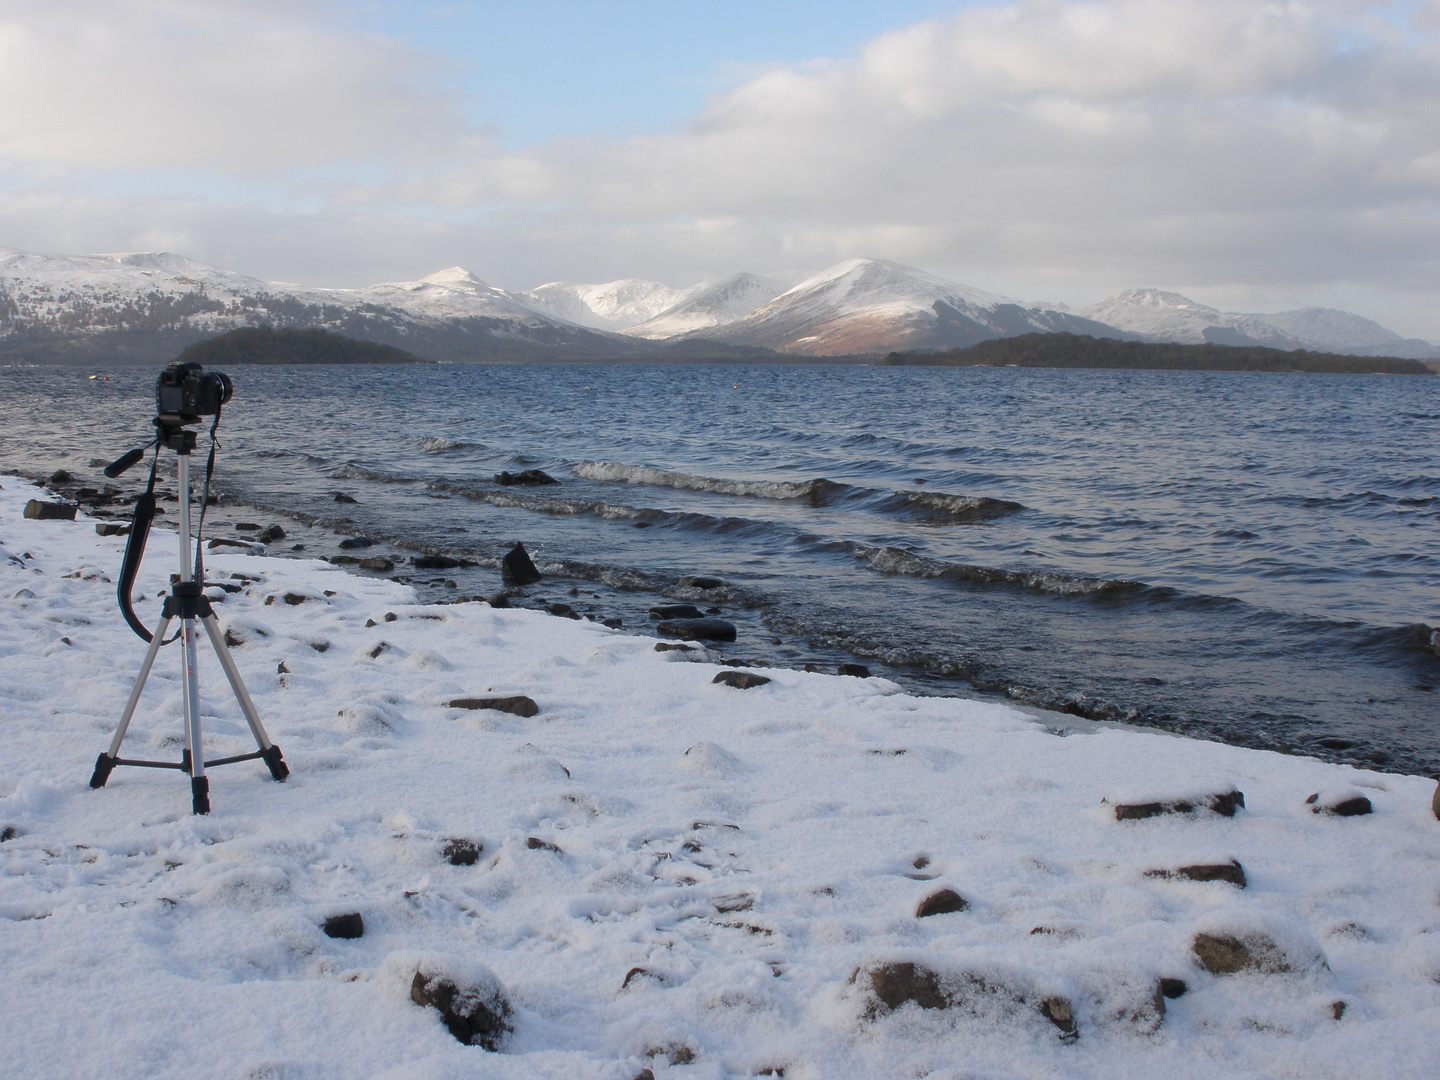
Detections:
623,272,800,339
696,258,1127,355
1252,307,1439,359
520,278,708,330
1081,290,1307,349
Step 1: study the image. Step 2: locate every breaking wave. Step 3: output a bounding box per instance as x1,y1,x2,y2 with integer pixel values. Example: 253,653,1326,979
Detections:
418,437,486,454
850,543,1154,599
574,461,841,501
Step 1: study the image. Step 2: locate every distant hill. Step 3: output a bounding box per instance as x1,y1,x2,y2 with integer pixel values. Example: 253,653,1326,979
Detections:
176,326,427,366
882,333,1434,375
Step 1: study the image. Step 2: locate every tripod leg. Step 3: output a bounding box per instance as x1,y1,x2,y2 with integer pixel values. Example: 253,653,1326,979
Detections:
199,614,288,781
180,617,209,815
91,615,174,788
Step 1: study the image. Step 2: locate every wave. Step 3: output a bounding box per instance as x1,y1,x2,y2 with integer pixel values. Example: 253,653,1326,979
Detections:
418,437,486,454
573,461,840,501
871,490,1024,524
848,543,1156,599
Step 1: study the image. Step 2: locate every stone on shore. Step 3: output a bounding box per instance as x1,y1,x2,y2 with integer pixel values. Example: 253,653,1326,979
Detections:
23,500,75,521
410,967,512,1050
649,604,704,620
448,695,539,718
657,617,736,642
501,542,542,586
338,536,373,549
1145,859,1247,888
853,961,1078,1040
1108,789,1245,820
322,912,364,939
1305,791,1374,817
712,670,770,689
916,888,969,917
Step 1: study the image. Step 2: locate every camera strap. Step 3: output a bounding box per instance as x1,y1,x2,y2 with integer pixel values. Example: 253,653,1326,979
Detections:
116,445,163,642
192,407,221,581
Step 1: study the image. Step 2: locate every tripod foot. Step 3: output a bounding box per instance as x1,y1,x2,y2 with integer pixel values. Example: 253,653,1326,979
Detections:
90,753,117,789
262,744,289,782
191,776,210,815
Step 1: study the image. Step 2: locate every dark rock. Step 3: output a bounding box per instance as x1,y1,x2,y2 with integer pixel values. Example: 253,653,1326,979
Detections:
602,617,623,629
223,628,245,647
443,838,481,866
1193,932,1293,976
449,695,539,718
1039,997,1078,1041
486,592,511,608
369,643,388,659
330,555,360,564
384,612,398,622
864,962,949,1010
916,888,968,917
88,458,107,468
235,522,261,531
1306,792,1373,817
649,604,704,620
359,557,394,572
1146,860,1247,888
501,542,542,586
207,537,255,550
257,525,286,543
1332,1000,1347,1021
333,492,358,503
410,969,512,1050
282,593,308,605
1158,977,1187,999
679,576,726,590
95,522,130,536
48,469,72,484
322,912,364,939
414,554,469,570
547,602,581,619
855,961,1077,1041
311,641,329,653
23,499,76,521
338,536,373,550
622,966,664,989
1433,780,1440,821
655,642,696,652
713,670,771,689
838,663,871,677
1110,789,1245,820
1,826,17,842
494,469,560,486
527,836,562,853
657,617,736,642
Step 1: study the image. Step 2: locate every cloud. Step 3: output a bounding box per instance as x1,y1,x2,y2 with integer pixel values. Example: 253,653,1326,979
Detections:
2,0,1438,335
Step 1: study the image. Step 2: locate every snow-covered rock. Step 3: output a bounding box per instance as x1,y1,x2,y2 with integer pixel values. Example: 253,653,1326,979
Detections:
519,277,707,330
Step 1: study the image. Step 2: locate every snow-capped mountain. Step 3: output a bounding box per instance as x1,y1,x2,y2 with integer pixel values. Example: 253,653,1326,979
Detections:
693,258,1130,354
623,272,801,339
520,278,706,330
1082,289,1439,358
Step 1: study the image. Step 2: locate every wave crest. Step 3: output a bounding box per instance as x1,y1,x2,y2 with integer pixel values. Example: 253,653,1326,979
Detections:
574,460,839,501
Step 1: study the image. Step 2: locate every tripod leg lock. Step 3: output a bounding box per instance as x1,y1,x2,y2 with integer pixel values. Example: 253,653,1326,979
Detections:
90,753,116,789
191,776,210,815
262,744,289,781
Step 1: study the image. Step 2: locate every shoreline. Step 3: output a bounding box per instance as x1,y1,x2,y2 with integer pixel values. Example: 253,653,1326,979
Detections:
2,477,1439,1077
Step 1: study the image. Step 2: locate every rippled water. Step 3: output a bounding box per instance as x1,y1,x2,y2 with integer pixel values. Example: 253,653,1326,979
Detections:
3,362,1437,775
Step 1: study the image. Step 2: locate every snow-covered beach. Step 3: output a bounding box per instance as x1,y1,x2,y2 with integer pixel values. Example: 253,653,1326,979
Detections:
2,476,1438,1080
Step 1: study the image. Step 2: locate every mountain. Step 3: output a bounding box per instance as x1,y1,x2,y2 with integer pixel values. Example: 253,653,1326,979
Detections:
686,258,1131,355
520,278,706,330
624,272,800,339
1082,289,1439,358
0,249,637,363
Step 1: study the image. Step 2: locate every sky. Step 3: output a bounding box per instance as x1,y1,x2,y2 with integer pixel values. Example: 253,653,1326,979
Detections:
1,0,1438,337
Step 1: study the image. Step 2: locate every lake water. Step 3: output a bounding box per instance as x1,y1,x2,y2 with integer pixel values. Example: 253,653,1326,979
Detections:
2,361,1437,776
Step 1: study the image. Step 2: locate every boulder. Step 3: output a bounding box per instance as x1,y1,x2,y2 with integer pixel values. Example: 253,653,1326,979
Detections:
838,663,871,677
494,469,559,486
414,553,472,570
1192,932,1294,976
235,522,261,531
338,536,373,549
713,670,770,689
916,888,968,917
48,469,73,484
95,522,130,536
411,968,512,1050
657,617,736,641
449,695,539,718
655,642,696,653
486,592,511,608
547,602,581,620
23,499,76,521
359,557,394,572
1109,789,1245,820
1146,860,1247,888
679,576,726,590
602,617,623,629
501,542,541,585
322,912,364,939
257,525,286,543
649,604,704,620
443,838,481,866
1305,792,1373,817
333,492,358,503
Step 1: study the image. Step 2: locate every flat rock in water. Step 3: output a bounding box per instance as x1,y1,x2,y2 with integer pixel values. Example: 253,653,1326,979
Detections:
257,525,286,543
838,663,871,677
649,604,705,620
414,554,471,570
333,492,358,503
1109,789,1245,820
207,537,256,550
411,969,512,1050
338,536,373,549
23,500,75,521
449,695,539,718
358,557,394,572
679,576,726,590
501,542,541,586
548,602,581,619
712,670,770,689
494,469,559,486
657,617,736,642
48,470,72,484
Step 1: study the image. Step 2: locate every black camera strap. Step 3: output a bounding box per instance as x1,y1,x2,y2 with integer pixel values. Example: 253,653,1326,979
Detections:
192,407,222,582
117,445,164,642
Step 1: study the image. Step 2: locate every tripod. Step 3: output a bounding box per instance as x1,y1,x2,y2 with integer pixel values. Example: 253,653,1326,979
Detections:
89,426,287,814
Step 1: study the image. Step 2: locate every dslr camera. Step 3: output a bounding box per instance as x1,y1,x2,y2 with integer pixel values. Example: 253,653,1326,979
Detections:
156,361,233,424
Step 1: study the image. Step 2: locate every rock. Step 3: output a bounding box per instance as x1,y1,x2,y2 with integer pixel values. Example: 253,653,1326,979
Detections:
23,499,76,521
855,961,1077,1041
547,602,581,619
282,593,308,605
916,888,969,917
330,554,360,564
333,492,358,503
1332,999,1347,1021
235,522,261,531
338,536,373,549
657,617,736,642
449,695,539,718
414,554,470,570
838,663,871,677
322,912,364,939
384,612,398,622
88,458,107,468
1192,932,1294,976
486,592,510,608
863,962,949,1010
602,617,623,629
1158,977,1187,999
207,537,255,550
1433,780,1440,821
48,469,73,484
622,966,663,990
410,969,512,1050
1109,789,1245,820
369,643,388,659
95,522,130,536
494,469,559,486
1146,859,1247,888
0,826,17,841
1039,997,1078,1041
501,542,541,586
527,836,562,853
713,670,771,689
1305,792,1373,816
655,642,695,652
679,576,726,590
359,557,394,572
443,838,481,866
649,604,704,620
257,525,286,543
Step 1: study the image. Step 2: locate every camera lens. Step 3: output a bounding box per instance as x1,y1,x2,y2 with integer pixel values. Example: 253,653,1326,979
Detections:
211,371,233,407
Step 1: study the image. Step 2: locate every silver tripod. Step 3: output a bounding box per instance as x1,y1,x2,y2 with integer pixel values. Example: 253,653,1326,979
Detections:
90,445,287,814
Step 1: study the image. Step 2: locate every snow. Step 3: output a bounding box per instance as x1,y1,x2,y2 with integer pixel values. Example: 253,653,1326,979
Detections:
623,274,800,340
3,477,1439,1078
521,279,709,331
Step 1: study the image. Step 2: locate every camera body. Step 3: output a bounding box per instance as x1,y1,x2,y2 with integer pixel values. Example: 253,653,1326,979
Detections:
156,361,232,424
